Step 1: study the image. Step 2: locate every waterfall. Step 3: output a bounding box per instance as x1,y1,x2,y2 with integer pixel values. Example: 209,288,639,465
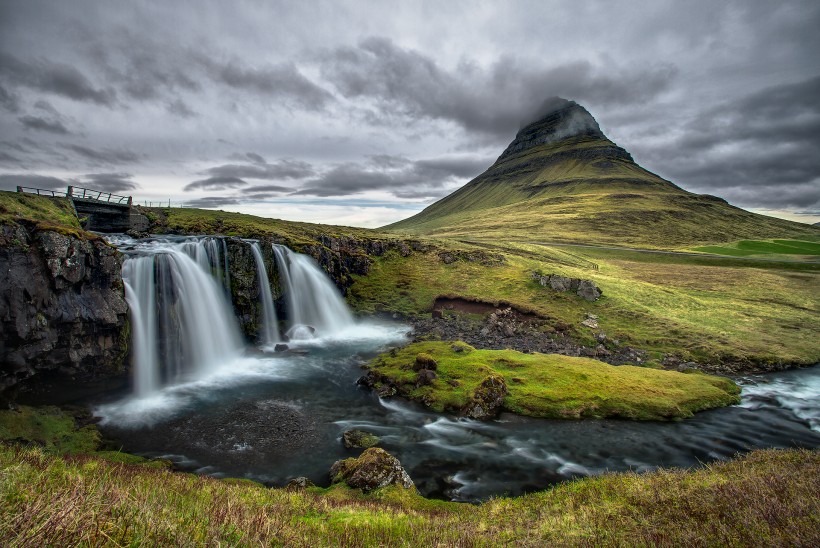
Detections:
272,245,355,338
119,238,244,395
250,242,280,344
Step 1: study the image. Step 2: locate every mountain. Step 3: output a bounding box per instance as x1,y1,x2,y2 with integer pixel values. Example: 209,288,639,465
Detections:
385,98,819,248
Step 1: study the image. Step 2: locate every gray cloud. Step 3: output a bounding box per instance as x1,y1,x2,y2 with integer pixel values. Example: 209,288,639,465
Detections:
184,176,248,191
166,98,196,118
196,55,334,110
0,173,67,192
0,52,116,106
0,85,20,112
649,74,820,209
19,115,70,134
183,196,241,208
320,37,677,137
243,183,291,194
203,159,315,181
79,172,140,193
245,152,266,164
294,154,490,197
61,144,141,165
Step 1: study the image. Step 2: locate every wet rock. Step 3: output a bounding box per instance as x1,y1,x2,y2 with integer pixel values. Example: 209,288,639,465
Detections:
462,375,508,420
377,385,396,398
274,343,289,352
330,447,414,492
342,429,380,449
285,476,315,490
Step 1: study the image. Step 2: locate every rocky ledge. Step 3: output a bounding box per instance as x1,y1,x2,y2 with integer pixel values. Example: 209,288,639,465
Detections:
0,224,129,394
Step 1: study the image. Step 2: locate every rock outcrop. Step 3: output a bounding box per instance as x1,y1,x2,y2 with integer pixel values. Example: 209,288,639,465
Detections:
330,447,415,492
462,375,508,420
0,224,129,393
342,429,380,449
532,272,602,301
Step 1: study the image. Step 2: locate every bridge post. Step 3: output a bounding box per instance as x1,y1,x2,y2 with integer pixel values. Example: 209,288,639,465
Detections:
127,196,132,206
66,186,73,198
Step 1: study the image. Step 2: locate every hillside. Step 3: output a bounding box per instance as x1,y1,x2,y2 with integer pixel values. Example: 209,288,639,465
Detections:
385,98,819,248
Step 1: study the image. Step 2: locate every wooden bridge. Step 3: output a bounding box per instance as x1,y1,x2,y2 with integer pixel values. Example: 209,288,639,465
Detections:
17,185,139,232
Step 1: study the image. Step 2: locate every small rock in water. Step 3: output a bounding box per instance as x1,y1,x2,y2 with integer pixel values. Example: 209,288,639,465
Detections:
342,429,380,449
274,343,289,352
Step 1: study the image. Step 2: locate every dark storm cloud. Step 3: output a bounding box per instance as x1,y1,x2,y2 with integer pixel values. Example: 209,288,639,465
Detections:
294,154,490,197
654,75,820,209
203,159,315,181
184,176,248,191
183,196,241,208
0,173,67,191
19,115,70,135
196,56,334,110
0,52,116,106
80,172,139,193
245,152,266,164
0,151,21,164
320,37,677,137
0,85,20,112
61,144,142,165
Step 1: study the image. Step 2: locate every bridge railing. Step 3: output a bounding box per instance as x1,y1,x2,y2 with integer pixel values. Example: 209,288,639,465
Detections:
67,186,132,206
16,186,65,197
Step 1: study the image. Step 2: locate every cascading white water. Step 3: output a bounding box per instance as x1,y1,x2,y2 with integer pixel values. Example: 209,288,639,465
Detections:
272,245,355,337
120,238,244,395
250,242,280,344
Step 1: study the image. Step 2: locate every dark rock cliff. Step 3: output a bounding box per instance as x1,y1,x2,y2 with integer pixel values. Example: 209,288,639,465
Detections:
0,224,129,393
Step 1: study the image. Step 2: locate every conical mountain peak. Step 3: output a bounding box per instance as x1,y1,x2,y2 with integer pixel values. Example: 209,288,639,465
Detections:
499,98,605,161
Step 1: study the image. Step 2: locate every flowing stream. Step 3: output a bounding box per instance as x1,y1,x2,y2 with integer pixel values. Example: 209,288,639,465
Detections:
95,235,820,502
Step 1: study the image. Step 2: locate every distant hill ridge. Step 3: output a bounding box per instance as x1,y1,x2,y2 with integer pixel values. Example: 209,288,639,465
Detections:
386,98,818,248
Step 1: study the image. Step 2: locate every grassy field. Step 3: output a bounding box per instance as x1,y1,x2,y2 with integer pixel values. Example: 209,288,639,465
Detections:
365,341,740,420
1,444,817,546
349,240,820,367
693,239,820,260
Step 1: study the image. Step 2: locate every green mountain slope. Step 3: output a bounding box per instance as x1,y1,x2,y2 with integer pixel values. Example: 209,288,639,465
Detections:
386,98,819,248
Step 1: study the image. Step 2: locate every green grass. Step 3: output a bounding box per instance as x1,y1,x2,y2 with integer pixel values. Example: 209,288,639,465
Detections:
366,341,740,420
693,239,820,259
1,444,817,546
0,191,89,239
348,241,820,366
0,406,100,455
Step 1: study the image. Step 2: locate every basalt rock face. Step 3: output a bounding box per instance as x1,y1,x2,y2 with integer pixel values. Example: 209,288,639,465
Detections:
300,235,431,295
497,98,609,161
0,224,129,393
226,238,263,340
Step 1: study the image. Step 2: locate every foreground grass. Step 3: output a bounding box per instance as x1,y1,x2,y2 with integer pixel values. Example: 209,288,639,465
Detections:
1,444,817,546
366,341,740,420
693,238,820,261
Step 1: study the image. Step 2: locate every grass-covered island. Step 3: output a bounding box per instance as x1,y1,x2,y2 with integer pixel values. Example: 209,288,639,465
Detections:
363,341,741,420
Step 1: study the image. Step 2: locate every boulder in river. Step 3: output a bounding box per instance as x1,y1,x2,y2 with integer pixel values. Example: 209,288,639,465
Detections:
462,375,508,420
330,447,415,492
342,429,380,449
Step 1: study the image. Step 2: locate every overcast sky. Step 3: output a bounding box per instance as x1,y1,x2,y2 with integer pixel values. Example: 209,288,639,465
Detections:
1,0,818,227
